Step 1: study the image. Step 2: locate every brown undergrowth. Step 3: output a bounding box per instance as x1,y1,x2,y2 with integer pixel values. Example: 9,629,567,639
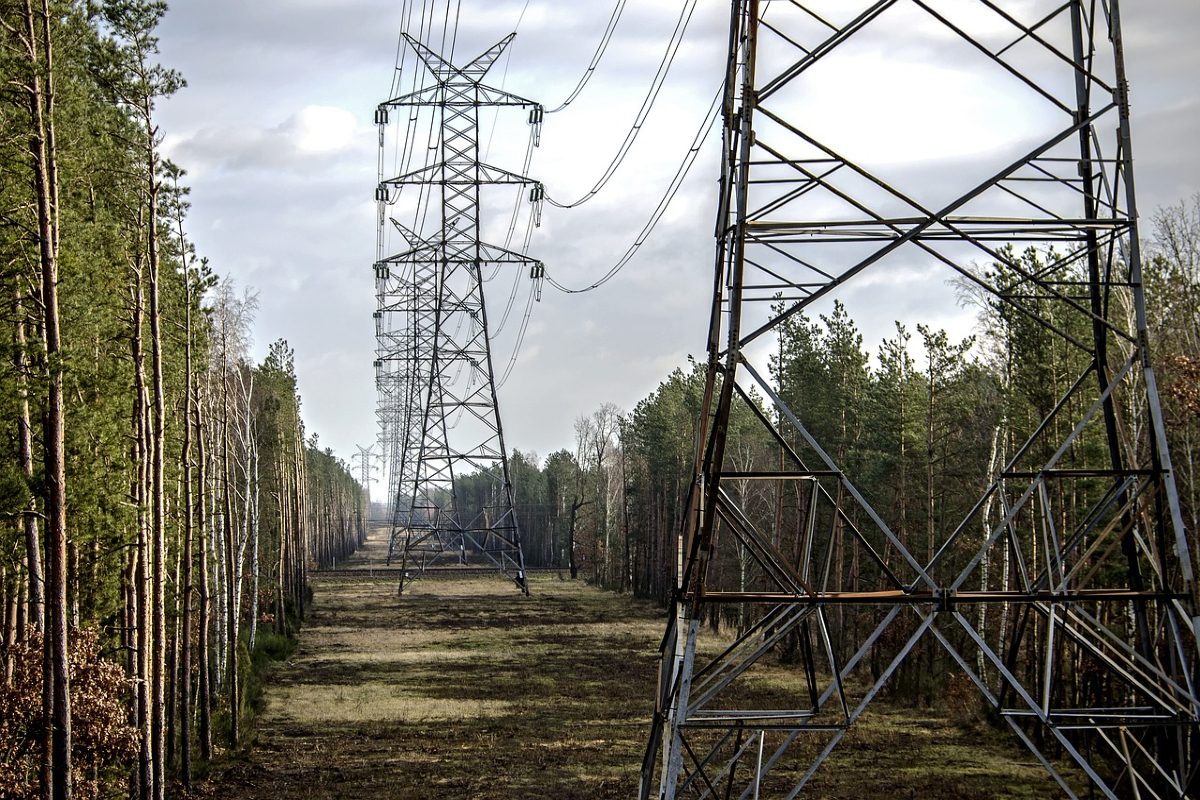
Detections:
191,532,1071,799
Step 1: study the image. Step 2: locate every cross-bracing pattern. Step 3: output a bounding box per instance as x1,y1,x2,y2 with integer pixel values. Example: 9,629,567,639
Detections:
374,35,542,595
642,1,1199,797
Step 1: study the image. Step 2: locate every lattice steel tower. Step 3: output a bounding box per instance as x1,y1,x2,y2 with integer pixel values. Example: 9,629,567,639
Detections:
373,34,542,595
642,1,1198,798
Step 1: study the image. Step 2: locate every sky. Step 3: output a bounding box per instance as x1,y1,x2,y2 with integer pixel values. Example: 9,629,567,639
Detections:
155,0,1199,491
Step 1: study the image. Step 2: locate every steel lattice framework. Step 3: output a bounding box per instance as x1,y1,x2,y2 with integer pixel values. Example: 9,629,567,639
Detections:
373,35,541,595
642,1,1199,798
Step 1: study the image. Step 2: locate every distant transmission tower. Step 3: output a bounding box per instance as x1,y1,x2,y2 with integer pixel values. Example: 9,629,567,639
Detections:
351,444,377,506
642,2,1198,798
373,34,542,595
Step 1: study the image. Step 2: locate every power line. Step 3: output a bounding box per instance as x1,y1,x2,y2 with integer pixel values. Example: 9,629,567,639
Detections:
544,0,699,209
545,83,721,295
546,0,628,114
382,1,708,393
497,277,538,389
383,0,465,249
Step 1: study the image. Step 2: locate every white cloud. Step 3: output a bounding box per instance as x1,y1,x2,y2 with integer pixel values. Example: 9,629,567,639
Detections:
285,106,358,154
164,106,367,178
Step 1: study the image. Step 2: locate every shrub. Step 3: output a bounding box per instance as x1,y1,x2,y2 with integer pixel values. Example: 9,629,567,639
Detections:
0,627,138,799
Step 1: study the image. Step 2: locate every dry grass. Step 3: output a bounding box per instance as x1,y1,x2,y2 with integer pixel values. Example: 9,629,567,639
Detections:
192,532,1075,799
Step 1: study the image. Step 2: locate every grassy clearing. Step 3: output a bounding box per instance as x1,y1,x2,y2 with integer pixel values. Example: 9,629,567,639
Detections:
192,534,1074,799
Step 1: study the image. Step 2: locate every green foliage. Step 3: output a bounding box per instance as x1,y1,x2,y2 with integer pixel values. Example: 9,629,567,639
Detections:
0,464,33,516
251,630,296,668
306,441,368,567
89,0,185,112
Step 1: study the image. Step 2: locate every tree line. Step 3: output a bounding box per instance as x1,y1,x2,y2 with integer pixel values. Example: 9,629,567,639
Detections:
0,3,366,798
499,198,1199,699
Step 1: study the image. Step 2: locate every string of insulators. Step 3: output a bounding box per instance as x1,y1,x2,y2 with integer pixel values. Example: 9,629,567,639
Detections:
530,262,545,302
527,104,543,147
529,184,544,228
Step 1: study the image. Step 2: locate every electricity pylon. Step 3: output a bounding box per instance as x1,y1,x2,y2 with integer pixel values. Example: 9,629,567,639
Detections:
374,34,542,595
642,2,1199,798
351,444,378,509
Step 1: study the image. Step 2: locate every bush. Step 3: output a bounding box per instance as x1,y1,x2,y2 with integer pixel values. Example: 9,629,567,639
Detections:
250,631,294,669
0,627,138,799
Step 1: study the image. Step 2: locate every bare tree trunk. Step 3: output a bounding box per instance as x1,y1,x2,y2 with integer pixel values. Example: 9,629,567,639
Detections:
210,451,226,684
14,289,44,634
275,459,287,637
566,498,591,580
23,0,69,794
3,569,15,684
180,268,196,785
294,421,308,620
66,544,77,630
234,371,256,653
146,134,167,800
166,533,180,766
977,342,1011,680
118,553,135,795
222,347,240,747
139,384,152,800
14,575,27,646
196,393,212,762
131,231,152,800
249,438,260,652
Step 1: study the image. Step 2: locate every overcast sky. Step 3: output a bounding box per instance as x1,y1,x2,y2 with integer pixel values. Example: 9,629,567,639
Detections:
155,0,1198,489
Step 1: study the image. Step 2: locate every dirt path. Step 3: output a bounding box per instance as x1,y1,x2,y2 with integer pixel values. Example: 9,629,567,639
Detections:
194,530,1070,799
195,531,664,799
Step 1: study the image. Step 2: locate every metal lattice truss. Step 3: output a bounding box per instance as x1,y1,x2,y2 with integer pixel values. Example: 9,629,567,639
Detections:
643,1,1199,798
374,35,541,595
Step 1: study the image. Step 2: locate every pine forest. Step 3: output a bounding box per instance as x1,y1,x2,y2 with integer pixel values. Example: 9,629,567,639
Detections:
1,3,365,797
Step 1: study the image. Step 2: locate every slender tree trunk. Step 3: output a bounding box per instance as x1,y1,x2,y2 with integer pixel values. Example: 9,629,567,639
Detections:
14,289,45,634
131,234,152,800
222,347,240,747
210,452,225,683
294,422,307,619
166,540,179,767
276,459,287,637
66,544,77,629
3,569,15,683
234,373,256,653
24,1,69,794
180,272,196,785
121,552,136,793
566,498,590,580
249,440,260,652
196,394,212,762
14,574,27,648
926,378,936,566
147,141,167,800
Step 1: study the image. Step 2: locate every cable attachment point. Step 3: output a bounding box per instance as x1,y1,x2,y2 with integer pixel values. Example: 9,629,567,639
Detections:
529,184,544,227
528,105,544,146
530,263,545,302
